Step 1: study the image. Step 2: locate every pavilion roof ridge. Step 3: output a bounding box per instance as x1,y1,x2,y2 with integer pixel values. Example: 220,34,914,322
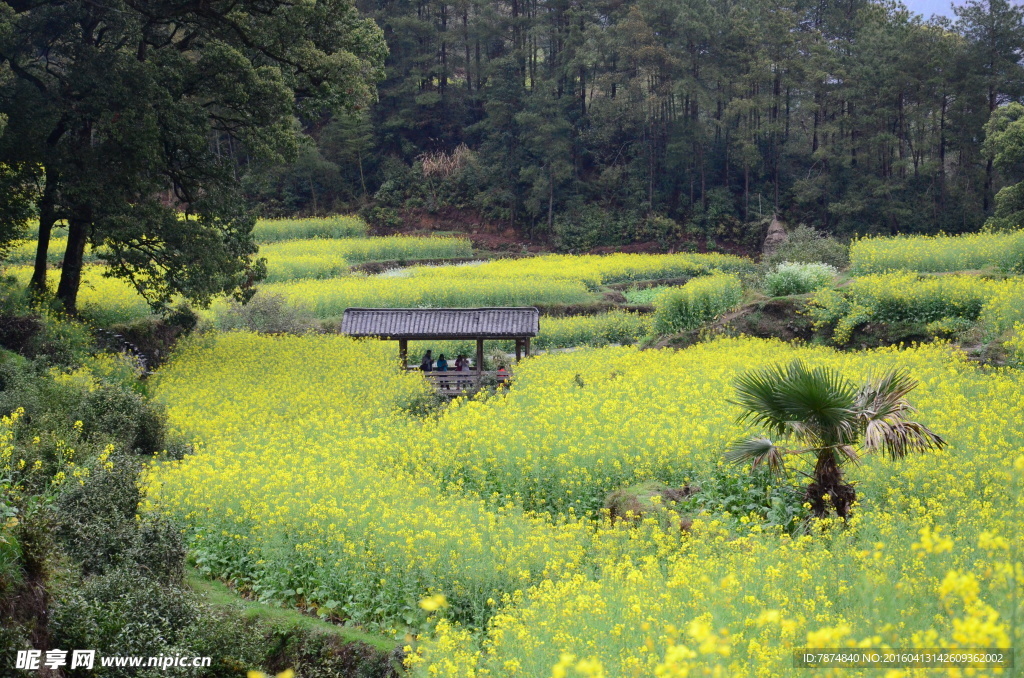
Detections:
341,307,540,339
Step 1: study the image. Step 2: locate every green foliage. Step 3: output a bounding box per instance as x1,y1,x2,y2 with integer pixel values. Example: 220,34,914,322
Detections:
807,273,1000,344
0,0,387,312
624,286,670,304
50,567,204,674
0,163,39,261
652,273,743,334
214,293,317,334
0,276,93,366
763,262,838,297
681,470,809,534
55,455,184,579
984,102,1024,231
553,205,628,252
762,226,850,270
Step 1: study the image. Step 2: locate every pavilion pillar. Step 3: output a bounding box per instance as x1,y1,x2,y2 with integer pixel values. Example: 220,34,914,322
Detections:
476,338,485,385
525,337,531,357
515,339,522,363
398,339,408,368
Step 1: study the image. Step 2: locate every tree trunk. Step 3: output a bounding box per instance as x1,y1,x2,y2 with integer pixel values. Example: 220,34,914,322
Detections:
30,166,60,296
55,207,91,315
807,452,856,519
547,164,554,234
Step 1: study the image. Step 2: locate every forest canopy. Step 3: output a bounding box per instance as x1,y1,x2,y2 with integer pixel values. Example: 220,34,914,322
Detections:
2,0,1024,312
248,0,1024,246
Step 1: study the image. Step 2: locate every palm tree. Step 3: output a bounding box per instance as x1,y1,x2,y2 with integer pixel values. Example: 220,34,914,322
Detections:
725,360,945,518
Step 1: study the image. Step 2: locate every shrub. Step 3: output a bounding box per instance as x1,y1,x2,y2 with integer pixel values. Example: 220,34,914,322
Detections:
763,262,837,296
554,204,623,251
55,453,184,579
215,292,317,334
807,272,1004,344
762,224,849,269
49,566,205,673
75,384,167,453
652,273,743,334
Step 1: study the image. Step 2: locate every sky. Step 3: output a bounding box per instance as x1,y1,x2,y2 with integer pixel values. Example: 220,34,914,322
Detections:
900,0,963,19
901,0,1022,20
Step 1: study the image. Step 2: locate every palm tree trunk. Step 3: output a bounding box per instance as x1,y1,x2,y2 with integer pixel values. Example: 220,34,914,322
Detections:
807,452,856,519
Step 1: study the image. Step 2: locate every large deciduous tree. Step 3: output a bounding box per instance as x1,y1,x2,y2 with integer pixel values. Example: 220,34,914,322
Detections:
0,0,387,312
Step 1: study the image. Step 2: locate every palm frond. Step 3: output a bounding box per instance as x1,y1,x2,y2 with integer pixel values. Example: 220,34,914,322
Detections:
731,360,858,444
836,444,861,466
725,436,788,478
863,418,946,460
857,368,945,459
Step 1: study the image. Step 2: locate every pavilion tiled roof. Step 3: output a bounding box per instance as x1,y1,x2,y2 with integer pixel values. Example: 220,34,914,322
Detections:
341,307,540,339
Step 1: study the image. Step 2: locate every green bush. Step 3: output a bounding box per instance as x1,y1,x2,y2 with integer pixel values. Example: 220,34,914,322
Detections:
55,454,184,579
652,272,743,334
50,567,206,676
75,385,167,453
215,292,317,334
763,262,837,296
762,225,849,270
554,204,623,252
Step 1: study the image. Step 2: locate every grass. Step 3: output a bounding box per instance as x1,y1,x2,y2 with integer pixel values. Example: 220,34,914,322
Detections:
623,285,670,304
186,568,394,652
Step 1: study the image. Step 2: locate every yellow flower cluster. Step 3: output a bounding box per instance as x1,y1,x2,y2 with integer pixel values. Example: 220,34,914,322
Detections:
4,264,154,325
145,334,1021,677
850,230,1024,274
239,252,754,320
0,408,22,477
408,252,754,291
4,235,104,266
245,273,595,319
652,272,743,334
260,236,473,282
252,215,367,242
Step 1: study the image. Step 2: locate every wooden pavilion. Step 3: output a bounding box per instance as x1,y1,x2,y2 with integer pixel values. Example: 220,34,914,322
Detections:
340,307,540,391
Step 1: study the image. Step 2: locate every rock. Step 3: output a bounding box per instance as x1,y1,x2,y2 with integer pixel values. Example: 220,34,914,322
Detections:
762,216,788,255
604,481,699,529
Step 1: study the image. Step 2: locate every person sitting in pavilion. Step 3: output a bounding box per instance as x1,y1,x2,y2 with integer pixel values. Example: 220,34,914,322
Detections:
436,353,450,389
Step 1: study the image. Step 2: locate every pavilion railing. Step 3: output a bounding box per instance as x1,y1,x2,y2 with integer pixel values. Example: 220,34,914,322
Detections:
404,368,510,391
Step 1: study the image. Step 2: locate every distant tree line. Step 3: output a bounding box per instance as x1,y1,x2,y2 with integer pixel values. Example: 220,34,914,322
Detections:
247,0,1024,246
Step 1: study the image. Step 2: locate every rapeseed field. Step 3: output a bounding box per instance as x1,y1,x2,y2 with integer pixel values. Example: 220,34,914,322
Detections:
145,334,1022,677
850,231,1024,274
